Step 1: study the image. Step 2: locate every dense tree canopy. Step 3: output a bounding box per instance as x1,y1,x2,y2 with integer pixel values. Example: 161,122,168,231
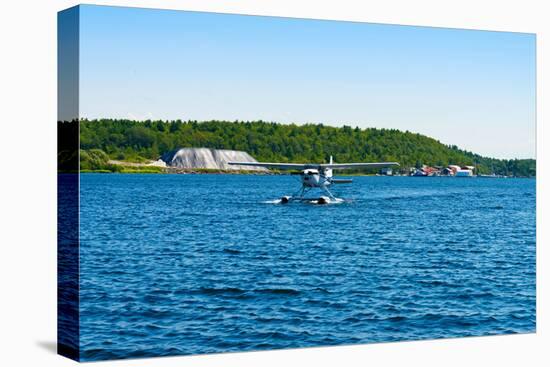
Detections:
78,119,535,177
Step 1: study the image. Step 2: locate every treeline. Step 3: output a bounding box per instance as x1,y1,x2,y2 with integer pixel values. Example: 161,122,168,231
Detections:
77,118,536,177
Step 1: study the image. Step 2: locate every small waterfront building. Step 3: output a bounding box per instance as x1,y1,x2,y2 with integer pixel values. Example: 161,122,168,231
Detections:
423,166,439,176
448,165,461,174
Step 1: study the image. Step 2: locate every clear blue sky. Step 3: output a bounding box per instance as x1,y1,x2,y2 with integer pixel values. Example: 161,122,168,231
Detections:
77,5,536,159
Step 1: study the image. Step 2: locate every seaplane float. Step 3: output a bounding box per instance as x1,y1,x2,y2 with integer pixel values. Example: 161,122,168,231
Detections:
228,156,399,204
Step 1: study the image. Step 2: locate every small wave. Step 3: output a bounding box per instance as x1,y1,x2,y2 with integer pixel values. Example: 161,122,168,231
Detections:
144,323,167,331
248,330,294,341
255,288,301,295
344,316,360,323
387,315,407,322
253,342,277,349
139,308,178,318
143,293,170,303
312,286,331,294
197,287,246,295
223,248,242,255
417,279,459,288
188,286,300,297
452,291,497,300
420,313,444,321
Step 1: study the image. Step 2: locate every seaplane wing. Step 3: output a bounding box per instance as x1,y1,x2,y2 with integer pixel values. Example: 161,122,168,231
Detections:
320,162,400,170
228,162,319,170
228,161,400,170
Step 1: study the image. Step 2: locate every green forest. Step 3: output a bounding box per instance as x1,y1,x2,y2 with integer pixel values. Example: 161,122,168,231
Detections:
76,118,535,176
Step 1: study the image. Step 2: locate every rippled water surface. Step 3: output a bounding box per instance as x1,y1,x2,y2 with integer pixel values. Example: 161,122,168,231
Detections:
79,174,536,360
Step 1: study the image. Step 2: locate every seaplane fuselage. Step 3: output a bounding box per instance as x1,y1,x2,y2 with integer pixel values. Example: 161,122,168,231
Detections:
302,168,332,188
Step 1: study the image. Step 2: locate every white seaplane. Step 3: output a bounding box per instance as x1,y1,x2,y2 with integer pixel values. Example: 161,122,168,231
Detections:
228,156,399,204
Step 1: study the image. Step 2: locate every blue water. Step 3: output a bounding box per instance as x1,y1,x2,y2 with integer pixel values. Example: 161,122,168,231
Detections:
78,174,536,361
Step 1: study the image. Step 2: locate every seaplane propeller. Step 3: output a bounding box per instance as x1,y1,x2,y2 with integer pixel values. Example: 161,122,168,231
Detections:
228,156,399,204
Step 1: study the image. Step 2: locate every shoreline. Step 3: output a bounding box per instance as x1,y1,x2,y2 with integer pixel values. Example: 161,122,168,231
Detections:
70,170,535,178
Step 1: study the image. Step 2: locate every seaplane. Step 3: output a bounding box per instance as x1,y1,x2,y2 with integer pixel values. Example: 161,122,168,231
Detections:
228,156,399,204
